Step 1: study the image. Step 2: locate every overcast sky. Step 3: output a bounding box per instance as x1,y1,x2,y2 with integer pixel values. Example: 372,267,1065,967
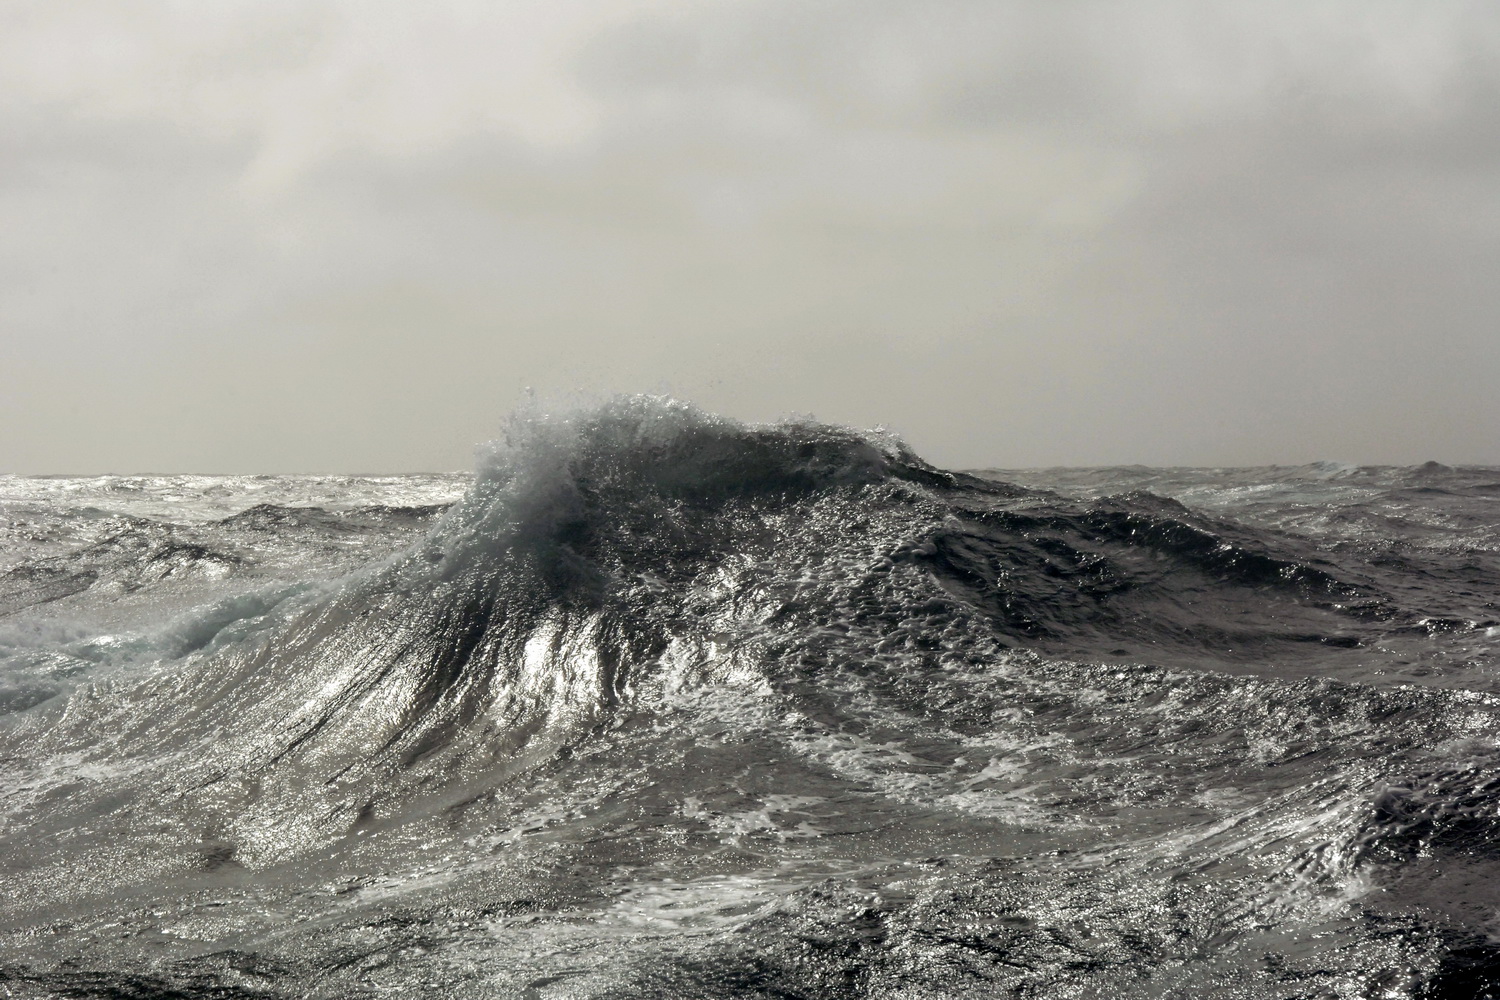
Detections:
3,1,1497,472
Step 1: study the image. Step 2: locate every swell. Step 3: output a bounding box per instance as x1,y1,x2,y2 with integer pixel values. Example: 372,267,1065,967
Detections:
0,400,953,861
0,503,449,616
915,489,1396,671
5,398,1462,811
3,398,1500,996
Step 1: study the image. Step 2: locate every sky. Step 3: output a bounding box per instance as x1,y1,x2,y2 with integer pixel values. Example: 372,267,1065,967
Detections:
2,0,1497,473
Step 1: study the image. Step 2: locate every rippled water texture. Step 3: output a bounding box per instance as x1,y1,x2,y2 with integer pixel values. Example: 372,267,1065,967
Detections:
3,398,1499,998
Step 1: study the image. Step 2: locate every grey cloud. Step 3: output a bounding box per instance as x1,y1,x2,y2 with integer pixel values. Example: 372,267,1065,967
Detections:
580,2,1500,134
2,1,1497,471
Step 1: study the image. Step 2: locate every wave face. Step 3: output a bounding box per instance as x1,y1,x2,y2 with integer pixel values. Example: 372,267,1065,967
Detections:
3,397,1500,998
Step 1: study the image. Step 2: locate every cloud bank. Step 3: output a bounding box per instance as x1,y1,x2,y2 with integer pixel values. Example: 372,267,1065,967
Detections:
3,1,1496,471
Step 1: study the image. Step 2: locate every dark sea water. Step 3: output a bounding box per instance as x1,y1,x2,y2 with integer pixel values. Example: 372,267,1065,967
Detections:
3,397,1499,998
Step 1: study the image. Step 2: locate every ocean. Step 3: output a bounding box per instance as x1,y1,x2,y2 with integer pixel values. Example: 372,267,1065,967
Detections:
2,396,1498,998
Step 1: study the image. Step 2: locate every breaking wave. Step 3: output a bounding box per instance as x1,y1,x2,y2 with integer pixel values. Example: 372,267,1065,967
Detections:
3,396,1500,998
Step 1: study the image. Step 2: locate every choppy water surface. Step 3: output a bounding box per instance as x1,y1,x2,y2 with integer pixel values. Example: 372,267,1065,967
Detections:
2,399,1499,998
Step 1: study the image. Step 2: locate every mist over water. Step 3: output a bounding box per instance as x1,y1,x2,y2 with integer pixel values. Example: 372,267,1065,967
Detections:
3,397,1500,998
